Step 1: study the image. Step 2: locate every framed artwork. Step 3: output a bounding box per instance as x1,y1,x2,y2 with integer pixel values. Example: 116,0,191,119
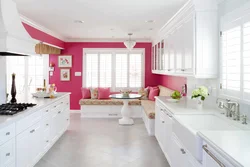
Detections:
60,69,70,81
58,55,72,68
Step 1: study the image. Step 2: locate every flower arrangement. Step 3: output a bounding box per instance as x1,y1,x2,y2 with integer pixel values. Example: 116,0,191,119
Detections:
191,86,209,101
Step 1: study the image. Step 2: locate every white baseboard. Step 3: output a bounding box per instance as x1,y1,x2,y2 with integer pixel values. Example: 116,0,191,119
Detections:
70,110,81,113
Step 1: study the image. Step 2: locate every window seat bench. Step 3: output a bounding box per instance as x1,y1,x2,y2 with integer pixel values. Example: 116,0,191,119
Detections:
79,85,174,136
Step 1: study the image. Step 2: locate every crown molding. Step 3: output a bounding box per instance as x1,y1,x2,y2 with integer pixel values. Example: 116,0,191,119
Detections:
65,38,152,43
20,14,66,42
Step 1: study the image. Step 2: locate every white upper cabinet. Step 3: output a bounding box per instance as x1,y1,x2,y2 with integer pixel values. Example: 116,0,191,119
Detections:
152,0,218,78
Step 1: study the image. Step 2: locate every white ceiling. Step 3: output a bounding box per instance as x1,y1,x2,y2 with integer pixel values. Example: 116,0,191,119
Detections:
16,0,188,41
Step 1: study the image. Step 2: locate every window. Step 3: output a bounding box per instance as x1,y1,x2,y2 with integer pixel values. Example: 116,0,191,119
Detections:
6,55,48,95
83,49,145,91
220,12,250,103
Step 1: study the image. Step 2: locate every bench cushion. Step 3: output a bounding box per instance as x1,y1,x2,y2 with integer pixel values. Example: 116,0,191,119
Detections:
158,85,174,96
141,100,155,119
79,99,141,105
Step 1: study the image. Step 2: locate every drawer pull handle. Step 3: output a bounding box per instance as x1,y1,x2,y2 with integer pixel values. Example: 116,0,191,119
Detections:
6,153,10,156
45,110,49,112
30,129,35,133
180,148,186,154
6,132,10,136
46,140,49,143
202,145,225,167
46,124,49,126
54,106,56,108
61,102,63,104
108,114,118,116
58,111,61,114
67,119,69,121
162,121,165,123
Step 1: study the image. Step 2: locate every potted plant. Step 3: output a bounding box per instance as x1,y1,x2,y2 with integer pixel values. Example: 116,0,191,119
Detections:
191,86,209,110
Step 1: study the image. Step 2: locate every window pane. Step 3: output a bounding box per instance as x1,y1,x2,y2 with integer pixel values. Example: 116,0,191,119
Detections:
6,57,25,94
129,54,142,87
116,54,128,87
86,54,98,87
221,26,241,95
100,54,112,87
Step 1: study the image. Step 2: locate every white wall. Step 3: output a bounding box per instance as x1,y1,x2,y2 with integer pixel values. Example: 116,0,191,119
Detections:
0,57,6,104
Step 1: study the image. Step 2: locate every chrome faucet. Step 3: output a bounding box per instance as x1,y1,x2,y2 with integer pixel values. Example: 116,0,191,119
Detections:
216,98,240,121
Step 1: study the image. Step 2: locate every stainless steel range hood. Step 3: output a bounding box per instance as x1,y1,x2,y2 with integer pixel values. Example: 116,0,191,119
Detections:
0,0,36,56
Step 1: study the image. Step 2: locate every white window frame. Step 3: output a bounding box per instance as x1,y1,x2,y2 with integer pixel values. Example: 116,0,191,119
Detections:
219,2,250,105
82,48,145,91
6,55,49,95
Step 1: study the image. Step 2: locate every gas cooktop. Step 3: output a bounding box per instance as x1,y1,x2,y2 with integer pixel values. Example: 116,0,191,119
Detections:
0,103,37,115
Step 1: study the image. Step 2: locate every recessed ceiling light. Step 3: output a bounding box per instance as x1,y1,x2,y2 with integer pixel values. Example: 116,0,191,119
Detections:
145,20,155,23
74,20,84,24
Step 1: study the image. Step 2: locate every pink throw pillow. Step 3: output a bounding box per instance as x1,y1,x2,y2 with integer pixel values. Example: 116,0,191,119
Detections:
148,86,160,101
81,88,91,99
98,88,110,99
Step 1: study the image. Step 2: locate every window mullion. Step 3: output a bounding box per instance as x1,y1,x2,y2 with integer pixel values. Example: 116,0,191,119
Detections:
98,52,100,87
240,23,244,101
112,52,116,91
127,53,130,88
24,57,29,93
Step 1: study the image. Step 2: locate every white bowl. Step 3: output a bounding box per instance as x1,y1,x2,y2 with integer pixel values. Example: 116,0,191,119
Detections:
167,98,180,103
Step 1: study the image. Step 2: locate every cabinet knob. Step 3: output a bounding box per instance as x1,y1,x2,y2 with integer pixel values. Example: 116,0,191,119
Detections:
180,148,186,154
30,129,35,133
67,119,69,121
61,102,63,104
6,132,10,136
162,121,165,123
58,111,61,114
46,140,49,143
46,124,49,126
6,153,10,156
45,110,49,113
54,106,56,108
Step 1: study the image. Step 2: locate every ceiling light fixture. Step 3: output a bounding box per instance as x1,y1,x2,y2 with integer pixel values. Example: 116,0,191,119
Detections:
74,20,84,24
124,33,136,51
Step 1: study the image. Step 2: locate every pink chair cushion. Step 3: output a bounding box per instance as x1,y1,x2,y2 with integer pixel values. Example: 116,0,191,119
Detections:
98,87,110,99
81,88,91,99
148,86,160,101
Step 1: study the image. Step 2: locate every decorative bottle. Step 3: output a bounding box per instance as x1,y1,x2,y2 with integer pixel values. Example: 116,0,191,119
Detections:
10,73,17,103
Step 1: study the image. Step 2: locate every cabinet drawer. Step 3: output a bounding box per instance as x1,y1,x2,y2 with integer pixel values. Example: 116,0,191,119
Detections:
0,124,15,146
0,138,15,167
16,109,42,134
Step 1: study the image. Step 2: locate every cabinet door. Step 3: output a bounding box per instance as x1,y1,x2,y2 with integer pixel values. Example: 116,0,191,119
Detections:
16,122,42,167
163,113,173,159
169,37,175,73
170,136,188,167
183,16,194,74
0,139,15,167
164,40,170,71
154,104,161,142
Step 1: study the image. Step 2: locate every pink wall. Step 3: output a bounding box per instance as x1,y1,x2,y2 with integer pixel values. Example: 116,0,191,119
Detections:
158,75,187,92
49,42,162,110
23,23,65,49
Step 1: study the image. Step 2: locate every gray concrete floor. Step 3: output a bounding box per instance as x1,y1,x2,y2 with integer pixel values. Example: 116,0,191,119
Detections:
35,113,170,167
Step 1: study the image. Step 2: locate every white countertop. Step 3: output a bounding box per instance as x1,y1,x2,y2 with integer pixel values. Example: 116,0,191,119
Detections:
156,96,250,167
155,96,219,114
0,92,70,129
198,131,250,167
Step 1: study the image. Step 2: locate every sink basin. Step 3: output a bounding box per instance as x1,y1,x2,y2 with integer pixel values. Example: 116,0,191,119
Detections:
172,114,240,162
175,114,240,132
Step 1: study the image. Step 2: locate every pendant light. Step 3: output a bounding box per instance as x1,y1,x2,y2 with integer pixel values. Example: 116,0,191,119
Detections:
124,33,136,50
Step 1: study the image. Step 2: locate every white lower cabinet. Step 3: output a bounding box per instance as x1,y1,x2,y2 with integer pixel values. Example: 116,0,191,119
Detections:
202,143,235,167
155,101,200,167
16,122,42,167
0,138,15,167
14,95,70,167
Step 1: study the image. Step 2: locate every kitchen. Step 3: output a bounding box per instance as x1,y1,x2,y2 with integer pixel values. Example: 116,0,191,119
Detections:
0,0,250,167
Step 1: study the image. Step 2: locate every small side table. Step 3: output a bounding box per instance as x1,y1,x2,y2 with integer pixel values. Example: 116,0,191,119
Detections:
109,94,142,125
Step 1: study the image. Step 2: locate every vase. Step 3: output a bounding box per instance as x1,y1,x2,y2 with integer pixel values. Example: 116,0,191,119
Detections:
196,97,203,110
10,74,17,103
